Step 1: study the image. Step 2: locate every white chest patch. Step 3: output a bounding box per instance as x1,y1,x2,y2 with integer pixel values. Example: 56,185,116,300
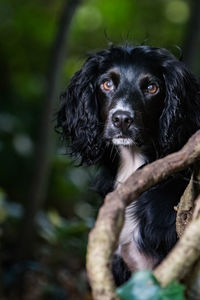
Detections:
115,146,146,188
115,146,146,246
115,146,151,270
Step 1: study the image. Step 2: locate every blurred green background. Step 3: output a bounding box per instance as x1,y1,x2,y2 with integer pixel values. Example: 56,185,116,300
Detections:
0,0,200,299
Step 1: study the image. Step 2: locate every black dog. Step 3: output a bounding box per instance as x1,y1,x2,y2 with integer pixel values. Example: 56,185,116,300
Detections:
57,45,200,285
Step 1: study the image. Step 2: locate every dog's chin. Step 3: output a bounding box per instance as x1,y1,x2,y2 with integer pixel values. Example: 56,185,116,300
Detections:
112,138,134,146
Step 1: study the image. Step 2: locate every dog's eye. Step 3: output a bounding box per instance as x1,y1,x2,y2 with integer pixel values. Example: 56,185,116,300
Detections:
147,83,158,94
101,80,114,91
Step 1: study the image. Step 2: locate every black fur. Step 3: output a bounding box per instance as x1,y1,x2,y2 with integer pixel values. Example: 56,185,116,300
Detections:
56,45,200,285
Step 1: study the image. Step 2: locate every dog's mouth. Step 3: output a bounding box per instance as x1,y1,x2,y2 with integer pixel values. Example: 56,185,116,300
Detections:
112,137,134,146
104,131,135,146
103,126,137,146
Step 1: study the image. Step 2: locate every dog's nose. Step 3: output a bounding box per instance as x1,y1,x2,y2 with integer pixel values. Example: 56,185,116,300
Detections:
112,110,133,131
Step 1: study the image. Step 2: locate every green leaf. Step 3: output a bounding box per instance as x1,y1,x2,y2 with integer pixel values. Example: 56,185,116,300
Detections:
116,270,185,300
117,270,160,300
159,281,185,300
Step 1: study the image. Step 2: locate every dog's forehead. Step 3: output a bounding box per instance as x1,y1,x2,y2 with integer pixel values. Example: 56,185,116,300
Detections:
107,63,160,82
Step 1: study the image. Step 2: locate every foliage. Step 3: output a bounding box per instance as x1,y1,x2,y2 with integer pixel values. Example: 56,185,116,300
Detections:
117,270,185,300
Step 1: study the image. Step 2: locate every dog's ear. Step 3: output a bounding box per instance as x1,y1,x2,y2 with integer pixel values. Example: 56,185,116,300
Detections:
56,55,104,165
159,59,200,155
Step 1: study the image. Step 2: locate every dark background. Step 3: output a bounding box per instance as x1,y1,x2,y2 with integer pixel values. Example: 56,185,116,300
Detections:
0,0,200,299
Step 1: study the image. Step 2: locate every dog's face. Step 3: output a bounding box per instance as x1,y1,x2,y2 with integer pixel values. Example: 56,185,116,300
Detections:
57,46,200,165
97,61,165,148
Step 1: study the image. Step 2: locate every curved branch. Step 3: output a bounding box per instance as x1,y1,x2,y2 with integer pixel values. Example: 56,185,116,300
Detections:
154,204,200,286
86,130,200,300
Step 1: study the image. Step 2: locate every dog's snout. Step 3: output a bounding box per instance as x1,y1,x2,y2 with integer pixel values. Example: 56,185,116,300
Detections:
112,110,133,131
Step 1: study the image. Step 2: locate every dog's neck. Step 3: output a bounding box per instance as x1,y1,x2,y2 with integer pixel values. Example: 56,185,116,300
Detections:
115,146,150,271
115,146,146,189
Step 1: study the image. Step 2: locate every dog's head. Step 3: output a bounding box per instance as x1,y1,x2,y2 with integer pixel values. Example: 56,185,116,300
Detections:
57,46,200,165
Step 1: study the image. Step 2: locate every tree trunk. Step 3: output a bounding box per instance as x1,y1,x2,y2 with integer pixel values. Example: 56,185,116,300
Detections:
182,0,200,74
18,0,82,259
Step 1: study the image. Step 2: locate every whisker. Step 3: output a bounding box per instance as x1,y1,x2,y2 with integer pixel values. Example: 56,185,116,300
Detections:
112,147,118,163
116,147,120,157
110,144,114,160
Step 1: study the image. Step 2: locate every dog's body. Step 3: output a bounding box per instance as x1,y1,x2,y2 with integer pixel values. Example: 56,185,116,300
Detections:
57,45,200,285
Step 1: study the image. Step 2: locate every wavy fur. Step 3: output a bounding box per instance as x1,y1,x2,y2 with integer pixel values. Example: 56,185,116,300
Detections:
56,45,200,285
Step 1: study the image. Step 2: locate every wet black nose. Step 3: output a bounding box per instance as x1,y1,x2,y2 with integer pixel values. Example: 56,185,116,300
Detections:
112,110,133,131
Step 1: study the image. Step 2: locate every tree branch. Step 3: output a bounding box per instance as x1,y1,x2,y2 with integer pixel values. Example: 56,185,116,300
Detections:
86,130,200,300
154,197,200,286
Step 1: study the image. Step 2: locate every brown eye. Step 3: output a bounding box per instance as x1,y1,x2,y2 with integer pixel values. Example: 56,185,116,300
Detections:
101,80,114,91
147,83,158,94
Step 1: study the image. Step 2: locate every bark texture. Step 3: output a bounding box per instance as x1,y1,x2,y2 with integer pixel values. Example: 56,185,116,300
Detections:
176,175,194,238
154,209,200,286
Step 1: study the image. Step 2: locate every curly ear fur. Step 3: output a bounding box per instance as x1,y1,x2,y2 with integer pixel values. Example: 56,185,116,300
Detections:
56,55,106,165
158,52,200,156
57,46,200,164
56,45,200,287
